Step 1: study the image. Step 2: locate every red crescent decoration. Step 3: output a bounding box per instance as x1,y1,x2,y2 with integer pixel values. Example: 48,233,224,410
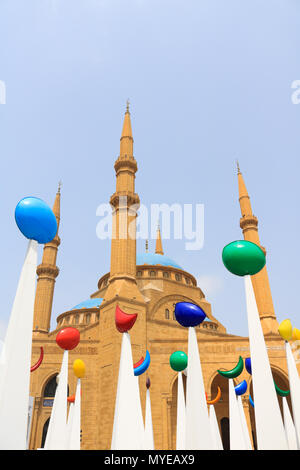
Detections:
206,386,222,405
115,305,138,333
134,357,144,369
30,347,44,372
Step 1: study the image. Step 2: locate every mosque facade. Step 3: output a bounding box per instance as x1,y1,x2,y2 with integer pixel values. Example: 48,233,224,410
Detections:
28,107,292,450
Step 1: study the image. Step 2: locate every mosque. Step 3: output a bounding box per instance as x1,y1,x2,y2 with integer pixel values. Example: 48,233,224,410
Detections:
28,105,292,450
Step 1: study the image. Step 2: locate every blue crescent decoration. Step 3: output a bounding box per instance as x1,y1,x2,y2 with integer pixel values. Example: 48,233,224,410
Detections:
234,379,247,396
134,350,150,376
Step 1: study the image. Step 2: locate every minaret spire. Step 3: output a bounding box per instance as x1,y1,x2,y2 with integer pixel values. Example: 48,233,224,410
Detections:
32,185,61,333
155,223,164,255
237,165,278,334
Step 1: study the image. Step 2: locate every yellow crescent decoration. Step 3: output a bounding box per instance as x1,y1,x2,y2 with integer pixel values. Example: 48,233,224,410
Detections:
206,386,221,405
278,319,293,341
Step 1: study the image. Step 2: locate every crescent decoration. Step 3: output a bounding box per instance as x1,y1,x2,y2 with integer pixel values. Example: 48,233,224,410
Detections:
133,356,144,369
115,305,138,333
30,347,44,372
234,379,247,396
217,356,244,379
206,386,221,405
274,380,290,397
134,350,150,376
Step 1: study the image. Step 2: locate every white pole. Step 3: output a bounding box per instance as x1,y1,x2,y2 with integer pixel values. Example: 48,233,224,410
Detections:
44,350,69,450
237,395,252,450
244,275,288,449
185,327,213,449
111,332,144,450
69,379,81,450
284,341,300,448
66,402,75,449
176,372,186,450
144,388,155,450
282,396,298,450
209,405,223,450
0,239,38,449
228,379,246,450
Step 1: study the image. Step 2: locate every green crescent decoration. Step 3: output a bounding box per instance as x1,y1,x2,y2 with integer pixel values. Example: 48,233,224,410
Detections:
217,356,244,379
274,380,290,397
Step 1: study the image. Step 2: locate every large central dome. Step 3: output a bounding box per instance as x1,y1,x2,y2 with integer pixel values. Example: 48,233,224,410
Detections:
136,253,182,270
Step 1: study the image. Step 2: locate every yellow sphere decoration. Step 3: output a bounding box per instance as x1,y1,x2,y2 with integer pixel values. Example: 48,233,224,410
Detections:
73,359,86,378
278,319,293,341
292,328,300,342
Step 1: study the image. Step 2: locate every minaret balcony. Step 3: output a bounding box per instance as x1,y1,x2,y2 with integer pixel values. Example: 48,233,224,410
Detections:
240,215,258,230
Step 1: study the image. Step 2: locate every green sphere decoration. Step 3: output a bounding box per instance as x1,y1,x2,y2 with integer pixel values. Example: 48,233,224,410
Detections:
222,240,266,276
170,351,188,372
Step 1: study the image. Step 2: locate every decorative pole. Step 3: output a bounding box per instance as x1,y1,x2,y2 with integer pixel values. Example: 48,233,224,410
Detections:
0,197,57,450
144,378,155,450
174,302,213,449
278,319,300,448
222,240,288,449
68,359,85,450
170,351,188,450
44,327,80,450
111,305,145,450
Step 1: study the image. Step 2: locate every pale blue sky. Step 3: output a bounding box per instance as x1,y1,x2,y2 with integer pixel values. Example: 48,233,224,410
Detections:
0,0,299,338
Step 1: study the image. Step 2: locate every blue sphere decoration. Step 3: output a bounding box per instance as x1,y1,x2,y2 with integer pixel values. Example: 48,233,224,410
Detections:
15,197,57,244
245,357,252,375
174,302,206,327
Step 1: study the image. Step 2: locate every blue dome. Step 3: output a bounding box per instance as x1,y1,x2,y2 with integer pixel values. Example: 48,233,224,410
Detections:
71,298,103,310
136,253,182,270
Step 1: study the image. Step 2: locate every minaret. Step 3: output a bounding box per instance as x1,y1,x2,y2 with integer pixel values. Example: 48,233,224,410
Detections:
32,184,61,334
104,100,144,301
98,104,147,448
237,163,278,334
155,224,164,255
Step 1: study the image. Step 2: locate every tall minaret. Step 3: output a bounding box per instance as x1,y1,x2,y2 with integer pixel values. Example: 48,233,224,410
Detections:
32,184,61,334
104,101,145,302
237,163,278,334
97,104,147,449
155,224,164,255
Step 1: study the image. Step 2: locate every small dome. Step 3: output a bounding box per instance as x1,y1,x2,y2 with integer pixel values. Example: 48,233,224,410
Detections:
136,253,182,270
71,298,103,310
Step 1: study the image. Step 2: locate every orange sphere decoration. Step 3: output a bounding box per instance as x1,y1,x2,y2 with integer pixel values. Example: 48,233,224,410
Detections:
56,327,80,350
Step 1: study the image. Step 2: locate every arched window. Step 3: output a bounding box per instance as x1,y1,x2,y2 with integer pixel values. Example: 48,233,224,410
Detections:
86,313,91,324
65,316,70,324
163,271,170,278
96,313,100,321
137,271,142,277
150,271,156,278
41,418,50,448
165,309,170,319
185,277,190,284
220,417,230,450
43,374,58,398
175,273,182,281
75,314,79,325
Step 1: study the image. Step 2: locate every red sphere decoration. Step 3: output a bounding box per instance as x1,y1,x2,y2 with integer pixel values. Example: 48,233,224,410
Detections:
56,327,80,350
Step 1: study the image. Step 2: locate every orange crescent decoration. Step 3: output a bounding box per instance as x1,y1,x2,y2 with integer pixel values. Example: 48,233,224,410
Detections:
206,386,221,405
30,347,44,372
115,305,138,333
